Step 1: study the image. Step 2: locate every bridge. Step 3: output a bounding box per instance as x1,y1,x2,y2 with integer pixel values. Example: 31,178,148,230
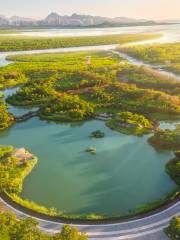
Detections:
15,110,39,122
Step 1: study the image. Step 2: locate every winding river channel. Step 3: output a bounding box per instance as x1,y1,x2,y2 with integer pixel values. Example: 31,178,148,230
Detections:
0,25,179,216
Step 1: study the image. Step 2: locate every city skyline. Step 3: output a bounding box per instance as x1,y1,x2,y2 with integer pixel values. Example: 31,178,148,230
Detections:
0,0,180,20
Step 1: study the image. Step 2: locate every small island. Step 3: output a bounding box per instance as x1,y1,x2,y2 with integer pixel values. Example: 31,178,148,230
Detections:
90,130,105,138
149,125,180,151
106,111,153,136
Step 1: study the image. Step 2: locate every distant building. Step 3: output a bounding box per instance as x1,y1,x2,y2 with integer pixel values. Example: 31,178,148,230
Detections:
14,148,33,161
86,56,91,65
96,113,112,121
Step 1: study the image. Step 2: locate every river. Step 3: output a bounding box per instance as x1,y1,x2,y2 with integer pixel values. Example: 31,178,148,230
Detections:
2,24,180,42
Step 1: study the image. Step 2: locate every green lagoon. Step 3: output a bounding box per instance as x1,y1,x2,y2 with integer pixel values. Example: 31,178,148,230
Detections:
0,117,176,216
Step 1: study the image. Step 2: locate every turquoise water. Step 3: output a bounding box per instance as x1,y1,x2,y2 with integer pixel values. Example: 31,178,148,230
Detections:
0,117,176,215
3,88,39,117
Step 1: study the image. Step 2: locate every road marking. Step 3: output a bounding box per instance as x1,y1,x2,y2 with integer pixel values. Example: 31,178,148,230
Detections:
90,225,169,239
1,196,180,228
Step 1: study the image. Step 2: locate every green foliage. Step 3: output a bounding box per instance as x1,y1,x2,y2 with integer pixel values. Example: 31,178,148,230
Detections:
40,94,94,121
0,34,160,51
165,217,180,240
7,193,59,217
0,145,14,160
0,65,27,89
53,225,88,240
106,111,153,136
9,217,41,240
118,64,180,96
0,212,88,240
3,50,180,126
6,51,121,108
0,97,14,131
166,151,180,185
119,42,180,74
88,83,180,115
0,145,37,193
149,125,180,151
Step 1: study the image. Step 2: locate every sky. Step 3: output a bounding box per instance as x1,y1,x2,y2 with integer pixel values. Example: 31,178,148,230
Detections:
0,0,180,20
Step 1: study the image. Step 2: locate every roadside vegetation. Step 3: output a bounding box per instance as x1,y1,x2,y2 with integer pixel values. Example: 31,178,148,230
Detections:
165,151,180,240
119,42,180,74
0,211,88,240
0,33,161,51
165,217,180,240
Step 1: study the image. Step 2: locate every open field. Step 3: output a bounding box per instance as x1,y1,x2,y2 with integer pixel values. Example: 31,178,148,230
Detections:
0,33,161,51
119,43,180,74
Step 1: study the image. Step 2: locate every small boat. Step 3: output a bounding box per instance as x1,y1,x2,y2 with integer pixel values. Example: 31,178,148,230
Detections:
85,147,96,154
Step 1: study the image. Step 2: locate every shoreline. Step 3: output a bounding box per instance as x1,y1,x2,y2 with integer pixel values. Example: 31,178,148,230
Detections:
0,190,180,224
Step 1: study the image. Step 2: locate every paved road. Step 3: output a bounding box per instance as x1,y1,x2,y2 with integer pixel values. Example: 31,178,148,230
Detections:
1,197,179,239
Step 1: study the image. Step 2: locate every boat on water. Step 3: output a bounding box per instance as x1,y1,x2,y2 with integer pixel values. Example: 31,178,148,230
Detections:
85,147,97,154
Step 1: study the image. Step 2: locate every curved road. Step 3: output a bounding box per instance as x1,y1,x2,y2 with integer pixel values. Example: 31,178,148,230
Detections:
1,195,179,239
0,39,180,239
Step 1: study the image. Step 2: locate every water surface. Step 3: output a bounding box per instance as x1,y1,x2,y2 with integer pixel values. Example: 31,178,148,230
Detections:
0,118,176,215
2,24,180,42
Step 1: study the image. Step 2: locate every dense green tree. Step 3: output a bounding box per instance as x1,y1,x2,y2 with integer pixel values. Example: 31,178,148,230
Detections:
166,151,180,185
0,98,14,131
165,217,180,239
53,225,87,240
40,94,94,121
0,212,88,240
0,212,16,240
10,217,41,240
119,42,180,74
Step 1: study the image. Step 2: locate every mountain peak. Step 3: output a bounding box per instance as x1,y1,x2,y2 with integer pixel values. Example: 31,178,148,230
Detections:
0,12,163,27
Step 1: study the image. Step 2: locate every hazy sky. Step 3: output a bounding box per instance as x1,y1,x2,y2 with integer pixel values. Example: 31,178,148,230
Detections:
0,0,180,20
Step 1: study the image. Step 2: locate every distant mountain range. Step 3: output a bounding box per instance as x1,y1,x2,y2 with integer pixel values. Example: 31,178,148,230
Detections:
0,12,173,28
